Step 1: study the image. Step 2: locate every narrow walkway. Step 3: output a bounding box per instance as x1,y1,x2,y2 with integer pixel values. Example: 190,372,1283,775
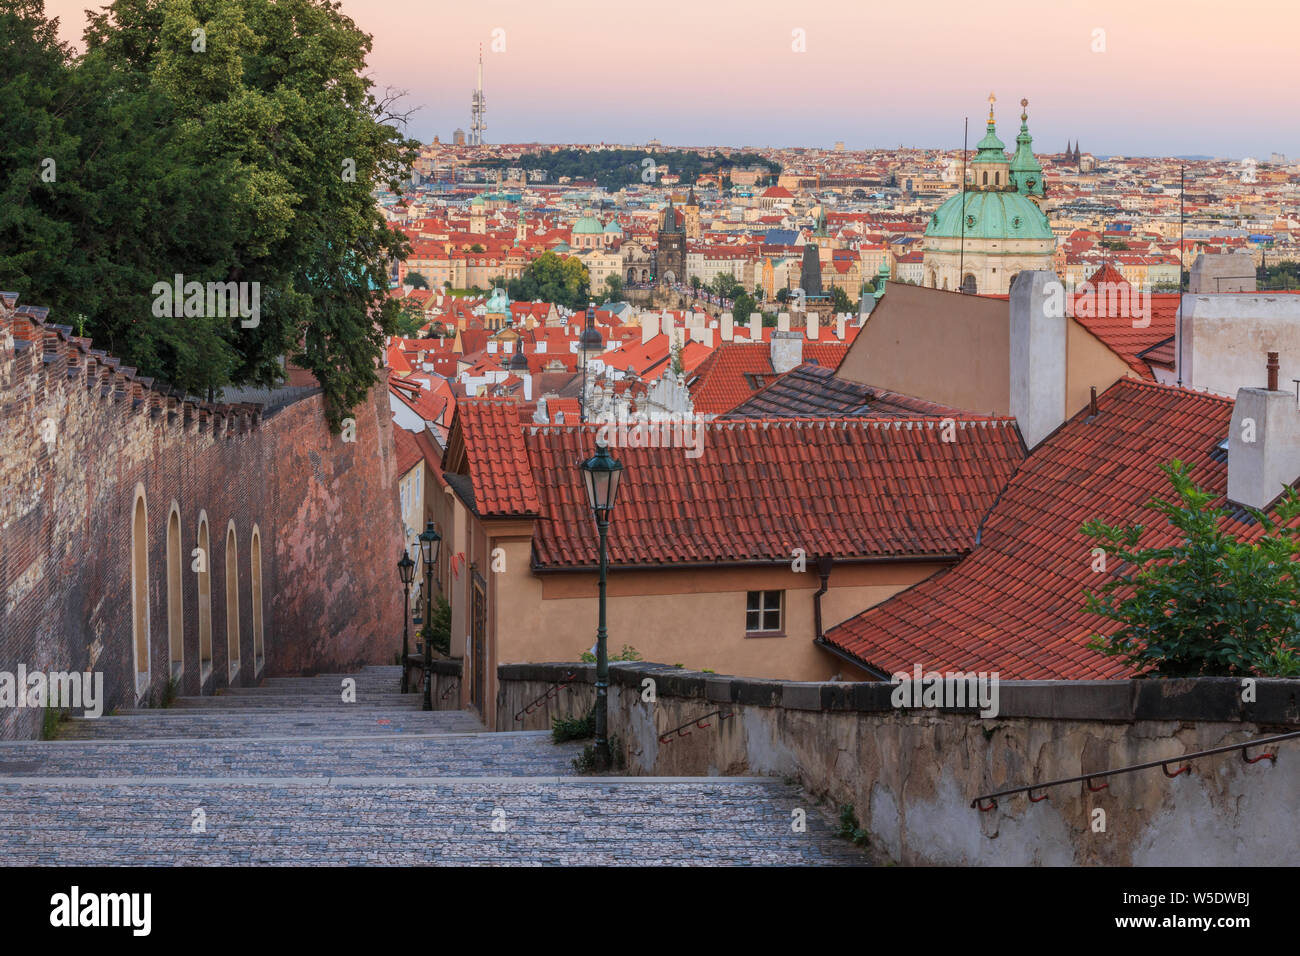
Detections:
0,666,865,865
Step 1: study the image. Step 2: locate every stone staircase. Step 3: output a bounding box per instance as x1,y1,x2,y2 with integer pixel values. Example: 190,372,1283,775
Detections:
0,666,866,865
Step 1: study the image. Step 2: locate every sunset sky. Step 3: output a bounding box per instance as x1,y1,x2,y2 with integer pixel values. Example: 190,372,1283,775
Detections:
42,0,1300,158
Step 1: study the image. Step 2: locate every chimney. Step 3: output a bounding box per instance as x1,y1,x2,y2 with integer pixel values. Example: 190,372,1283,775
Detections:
806,313,819,340
720,312,734,342
770,330,803,374
1009,271,1067,449
1228,354,1300,509
696,327,714,348
777,312,790,332
835,314,846,340
749,314,761,341
642,316,656,345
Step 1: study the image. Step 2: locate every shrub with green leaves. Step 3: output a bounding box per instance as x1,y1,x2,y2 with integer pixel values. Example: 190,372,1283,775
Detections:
578,643,641,664
1081,460,1300,677
551,707,595,743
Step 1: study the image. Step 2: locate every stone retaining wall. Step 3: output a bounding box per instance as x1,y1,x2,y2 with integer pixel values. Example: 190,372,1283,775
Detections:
497,661,1300,865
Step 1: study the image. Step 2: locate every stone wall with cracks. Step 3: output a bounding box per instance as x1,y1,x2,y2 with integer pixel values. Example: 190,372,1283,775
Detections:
497,661,1300,865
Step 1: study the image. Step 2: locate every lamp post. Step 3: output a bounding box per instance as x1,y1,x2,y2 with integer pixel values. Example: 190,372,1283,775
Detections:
418,521,442,711
397,549,415,693
578,438,623,771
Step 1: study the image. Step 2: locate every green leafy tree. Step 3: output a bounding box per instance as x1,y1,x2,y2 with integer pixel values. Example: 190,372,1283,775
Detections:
393,306,425,338
709,272,742,300
507,250,589,309
600,273,623,304
406,271,429,289
1081,460,1300,677
830,286,853,312
690,275,701,292
1,0,417,429
732,290,755,324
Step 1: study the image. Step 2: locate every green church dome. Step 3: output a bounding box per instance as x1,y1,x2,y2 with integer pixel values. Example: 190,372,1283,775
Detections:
572,216,603,235
925,189,1053,241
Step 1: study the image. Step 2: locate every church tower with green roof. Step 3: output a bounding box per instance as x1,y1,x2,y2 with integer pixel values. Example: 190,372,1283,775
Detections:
920,94,1056,295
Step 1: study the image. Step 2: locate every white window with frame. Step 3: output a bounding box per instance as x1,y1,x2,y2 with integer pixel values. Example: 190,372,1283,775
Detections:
745,590,783,636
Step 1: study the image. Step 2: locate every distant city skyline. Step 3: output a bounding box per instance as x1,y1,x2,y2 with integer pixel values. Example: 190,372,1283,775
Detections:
42,0,1299,159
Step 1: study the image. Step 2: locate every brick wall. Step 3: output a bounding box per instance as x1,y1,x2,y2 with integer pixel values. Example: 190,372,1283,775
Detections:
0,302,405,738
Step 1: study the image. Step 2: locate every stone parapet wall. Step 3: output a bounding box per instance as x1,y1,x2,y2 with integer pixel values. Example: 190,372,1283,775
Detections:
497,661,1300,865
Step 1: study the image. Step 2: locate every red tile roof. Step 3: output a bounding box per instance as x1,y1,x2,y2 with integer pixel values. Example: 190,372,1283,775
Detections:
393,425,423,474
1070,271,1179,379
541,397,581,423
452,399,541,516
823,379,1255,680
688,341,849,415
521,417,1023,569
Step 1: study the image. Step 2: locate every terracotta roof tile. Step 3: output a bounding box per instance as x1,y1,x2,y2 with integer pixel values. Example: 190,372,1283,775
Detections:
688,341,849,415
454,399,541,516
523,417,1023,569
823,379,1264,680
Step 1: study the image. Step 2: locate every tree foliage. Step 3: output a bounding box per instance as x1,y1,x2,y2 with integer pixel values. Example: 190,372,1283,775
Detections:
0,0,416,427
506,251,589,310
1081,460,1300,677
600,273,623,304
732,291,755,324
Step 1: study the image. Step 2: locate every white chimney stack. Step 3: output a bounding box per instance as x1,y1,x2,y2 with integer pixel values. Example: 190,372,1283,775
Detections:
642,316,656,345
749,314,761,342
1228,352,1300,509
806,313,819,340
696,327,714,348
1009,271,1067,450
835,314,846,340
721,313,734,341
770,330,803,374
777,312,790,332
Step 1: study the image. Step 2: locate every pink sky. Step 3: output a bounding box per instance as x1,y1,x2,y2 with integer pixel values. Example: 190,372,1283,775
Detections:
42,0,1300,156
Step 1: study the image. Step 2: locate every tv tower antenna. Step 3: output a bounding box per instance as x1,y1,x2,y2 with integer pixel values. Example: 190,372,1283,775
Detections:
470,44,486,146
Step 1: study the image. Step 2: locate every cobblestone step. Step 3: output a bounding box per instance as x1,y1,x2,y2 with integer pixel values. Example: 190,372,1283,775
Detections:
170,693,420,709
0,732,579,777
0,780,864,865
55,709,483,740
13,666,869,866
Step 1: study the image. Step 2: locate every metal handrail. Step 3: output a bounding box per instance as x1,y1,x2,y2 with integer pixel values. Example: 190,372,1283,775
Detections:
512,671,577,721
970,729,1298,812
657,709,733,744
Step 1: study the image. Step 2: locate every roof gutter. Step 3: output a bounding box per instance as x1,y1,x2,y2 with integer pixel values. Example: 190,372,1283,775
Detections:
812,636,892,681
530,551,966,574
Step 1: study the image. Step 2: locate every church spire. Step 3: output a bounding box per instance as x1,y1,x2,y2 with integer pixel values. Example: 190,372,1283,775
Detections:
1010,98,1044,198
970,91,1009,188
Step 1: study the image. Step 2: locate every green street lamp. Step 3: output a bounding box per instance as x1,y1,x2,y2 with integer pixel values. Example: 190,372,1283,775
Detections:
418,521,442,711
578,438,623,771
397,549,415,693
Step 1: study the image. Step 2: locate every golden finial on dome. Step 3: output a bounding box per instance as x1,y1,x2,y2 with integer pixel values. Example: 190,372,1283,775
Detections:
1021,97,1028,121
988,91,996,123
